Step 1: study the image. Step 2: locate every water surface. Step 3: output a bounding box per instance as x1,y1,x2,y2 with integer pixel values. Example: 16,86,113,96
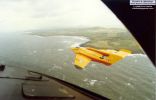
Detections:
0,34,155,100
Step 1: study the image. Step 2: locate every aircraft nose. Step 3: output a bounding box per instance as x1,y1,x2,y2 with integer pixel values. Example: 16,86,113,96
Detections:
71,47,80,52
71,47,75,50
71,47,77,51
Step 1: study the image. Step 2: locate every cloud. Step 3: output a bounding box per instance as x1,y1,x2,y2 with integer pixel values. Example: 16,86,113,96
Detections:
0,0,125,33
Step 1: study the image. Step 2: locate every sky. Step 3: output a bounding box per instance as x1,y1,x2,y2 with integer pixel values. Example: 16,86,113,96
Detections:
0,0,125,33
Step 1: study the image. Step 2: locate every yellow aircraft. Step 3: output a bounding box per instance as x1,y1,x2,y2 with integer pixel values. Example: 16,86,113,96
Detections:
71,47,131,69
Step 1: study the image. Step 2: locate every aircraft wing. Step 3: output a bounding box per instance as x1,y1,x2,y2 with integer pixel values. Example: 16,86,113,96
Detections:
74,54,91,69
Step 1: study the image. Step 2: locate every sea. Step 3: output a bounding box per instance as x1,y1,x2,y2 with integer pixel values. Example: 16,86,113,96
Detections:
0,33,155,100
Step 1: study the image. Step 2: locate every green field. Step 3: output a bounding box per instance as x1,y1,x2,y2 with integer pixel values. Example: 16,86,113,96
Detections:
31,27,143,53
